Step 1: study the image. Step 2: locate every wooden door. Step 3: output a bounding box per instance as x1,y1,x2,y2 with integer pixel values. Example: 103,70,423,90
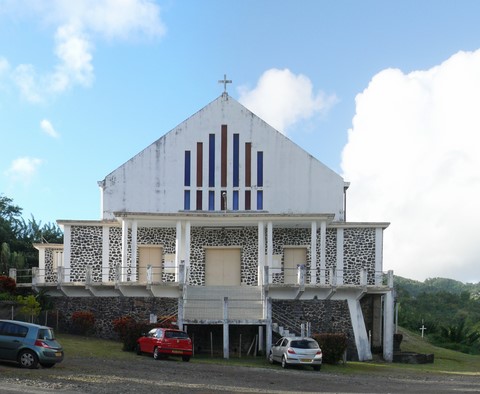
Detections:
138,246,163,283
283,248,307,284
205,248,241,286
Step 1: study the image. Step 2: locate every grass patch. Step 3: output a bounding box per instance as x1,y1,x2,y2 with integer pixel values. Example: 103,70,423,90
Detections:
56,328,480,376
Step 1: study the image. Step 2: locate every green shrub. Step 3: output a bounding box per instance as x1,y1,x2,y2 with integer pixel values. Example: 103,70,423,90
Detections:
312,333,348,364
71,311,95,335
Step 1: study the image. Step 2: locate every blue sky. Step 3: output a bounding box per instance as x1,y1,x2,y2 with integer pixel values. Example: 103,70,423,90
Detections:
1,0,479,283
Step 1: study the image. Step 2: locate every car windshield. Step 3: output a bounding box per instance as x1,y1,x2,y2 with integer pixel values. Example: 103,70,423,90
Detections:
165,331,189,339
290,339,318,349
38,328,55,340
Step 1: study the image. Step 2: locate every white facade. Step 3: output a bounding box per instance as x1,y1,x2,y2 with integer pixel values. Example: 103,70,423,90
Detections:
98,94,345,220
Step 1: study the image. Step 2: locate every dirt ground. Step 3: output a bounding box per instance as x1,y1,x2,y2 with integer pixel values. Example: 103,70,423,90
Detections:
1,353,479,394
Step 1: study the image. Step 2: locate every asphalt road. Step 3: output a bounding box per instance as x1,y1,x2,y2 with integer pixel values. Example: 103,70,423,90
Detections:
1,354,479,393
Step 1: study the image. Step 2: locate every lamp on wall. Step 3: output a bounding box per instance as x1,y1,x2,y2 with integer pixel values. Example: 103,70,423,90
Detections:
222,191,227,212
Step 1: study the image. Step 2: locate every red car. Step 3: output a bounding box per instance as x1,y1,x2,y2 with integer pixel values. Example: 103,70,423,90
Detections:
135,328,193,362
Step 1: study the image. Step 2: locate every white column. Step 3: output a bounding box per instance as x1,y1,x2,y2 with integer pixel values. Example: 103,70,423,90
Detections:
310,221,317,284
267,222,273,269
37,248,45,284
121,219,128,282
375,227,383,286
175,220,183,282
63,225,71,282
257,221,265,286
102,226,109,282
185,221,191,270
336,228,344,285
320,221,326,285
383,287,395,362
131,220,138,281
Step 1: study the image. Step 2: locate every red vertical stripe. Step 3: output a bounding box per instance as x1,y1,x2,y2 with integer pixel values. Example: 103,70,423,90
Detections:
245,142,251,187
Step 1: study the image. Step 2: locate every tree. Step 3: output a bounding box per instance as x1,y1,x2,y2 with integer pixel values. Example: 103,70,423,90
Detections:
17,294,41,323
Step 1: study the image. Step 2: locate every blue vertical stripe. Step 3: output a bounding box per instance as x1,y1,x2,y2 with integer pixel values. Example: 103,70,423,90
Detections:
184,190,190,210
209,190,215,210
184,151,191,186
233,190,239,210
257,151,263,187
257,190,263,210
233,134,239,187
209,134,215,187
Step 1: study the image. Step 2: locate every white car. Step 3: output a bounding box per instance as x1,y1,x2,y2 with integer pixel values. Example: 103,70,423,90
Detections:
269,336,322,371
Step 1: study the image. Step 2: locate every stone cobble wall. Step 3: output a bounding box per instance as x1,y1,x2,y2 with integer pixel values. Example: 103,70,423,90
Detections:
44,224,379,287
70,226,103,281
343,228,376,285
272,299,358,360
50,296,178,339
44,247,63,283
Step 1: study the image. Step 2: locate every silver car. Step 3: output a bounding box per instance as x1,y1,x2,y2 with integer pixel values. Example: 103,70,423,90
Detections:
269,336,322,371
0,320,64,369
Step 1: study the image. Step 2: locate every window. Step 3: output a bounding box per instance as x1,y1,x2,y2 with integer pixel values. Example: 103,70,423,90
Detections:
233,190,239,210
257,151,263,187
209,134,215,187
208,190,215,211
184,190,190,210
257,190,263,210
233,134,239,187
184,151,191,186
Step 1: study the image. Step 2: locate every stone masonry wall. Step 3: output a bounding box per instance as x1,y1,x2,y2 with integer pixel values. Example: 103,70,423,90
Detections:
45,225,379,287
50,296,178,339
272,299,358,360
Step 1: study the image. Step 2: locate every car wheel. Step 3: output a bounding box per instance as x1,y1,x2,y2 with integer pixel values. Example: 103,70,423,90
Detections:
153,347,161,360
18,350,39,369
135,344,142,355
281,355,288,369
268,351,274,364
313,365,321,371
182,356,190,362
40,363,55,368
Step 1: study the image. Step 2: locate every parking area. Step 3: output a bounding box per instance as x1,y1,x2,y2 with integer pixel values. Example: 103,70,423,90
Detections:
1,354,479,394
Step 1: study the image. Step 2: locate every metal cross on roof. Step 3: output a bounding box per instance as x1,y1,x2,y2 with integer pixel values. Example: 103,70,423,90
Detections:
218,74,232,93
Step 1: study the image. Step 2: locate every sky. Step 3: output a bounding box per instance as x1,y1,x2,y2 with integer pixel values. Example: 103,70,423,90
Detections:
1,0,479,284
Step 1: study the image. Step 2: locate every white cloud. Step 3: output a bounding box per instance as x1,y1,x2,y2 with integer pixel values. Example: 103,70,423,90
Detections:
5,157,43,184
341,50,480,283
3,0,166,102
0,57,9,75
238,68,337,134
40,119,60,138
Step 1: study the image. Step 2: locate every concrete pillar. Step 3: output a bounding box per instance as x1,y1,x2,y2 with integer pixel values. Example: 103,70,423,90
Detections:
383,290,394,361
131,220,138,281
320,221,326,285
121,220,128,282
223,297,229,359
185,221,191,271
311,221,317,284
177,297,184,331
175,221,183,282
63,225,71,282
266,298,272,358
258,326,264,355
375,228,383,285
267,221,273,271
336,228,344,285
257,222,265,286
102,226,110,282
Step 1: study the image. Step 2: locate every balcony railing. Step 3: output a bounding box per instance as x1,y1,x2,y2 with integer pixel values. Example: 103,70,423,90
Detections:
9,265,393,289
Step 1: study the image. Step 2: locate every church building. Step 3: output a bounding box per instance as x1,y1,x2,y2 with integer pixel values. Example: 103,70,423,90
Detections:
30,83,394,362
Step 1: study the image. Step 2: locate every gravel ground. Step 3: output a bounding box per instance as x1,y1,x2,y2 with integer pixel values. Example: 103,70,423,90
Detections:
1,354,479,394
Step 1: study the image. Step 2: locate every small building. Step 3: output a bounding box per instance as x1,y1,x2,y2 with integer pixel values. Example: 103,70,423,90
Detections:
27,89,394,361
